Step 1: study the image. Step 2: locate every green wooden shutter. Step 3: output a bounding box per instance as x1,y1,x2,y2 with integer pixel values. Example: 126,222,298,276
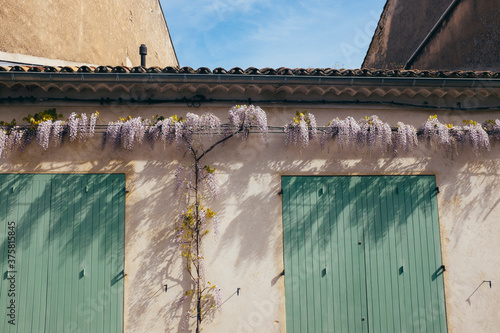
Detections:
0,174,125,333
282,176,447,333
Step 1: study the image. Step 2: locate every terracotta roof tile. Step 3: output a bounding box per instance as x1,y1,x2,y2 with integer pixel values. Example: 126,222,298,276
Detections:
44,66,59,72
131,66,146,73
276,67,294,75
212,67,227,74
60,66,76,73
27,66,44,72
0,65,498,78
10,66,29,72
178,66,195,74
113,66,129,73
195,67,212,74
261,67,277,75
162,66,178,73
228,67,244,74
146,67,162,73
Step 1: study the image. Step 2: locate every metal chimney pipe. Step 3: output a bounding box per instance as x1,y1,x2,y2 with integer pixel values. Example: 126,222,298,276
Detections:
139,44,147,67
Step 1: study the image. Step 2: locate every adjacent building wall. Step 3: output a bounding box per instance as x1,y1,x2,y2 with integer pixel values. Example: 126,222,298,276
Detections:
0,104,499,332
362,0,452,69
411,0,500,71
0,0,178,67
363,0,500,71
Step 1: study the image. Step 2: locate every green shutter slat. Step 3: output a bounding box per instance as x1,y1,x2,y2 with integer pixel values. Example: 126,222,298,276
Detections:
385,181,402,332
117,175,126,332
425,177,446,332
330,181,343,333
282,176,447,333
318,182,333,331
79,176,93,333
297,181,309,332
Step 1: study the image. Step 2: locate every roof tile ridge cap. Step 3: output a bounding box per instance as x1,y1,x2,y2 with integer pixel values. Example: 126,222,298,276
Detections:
244,67,261,74
9,65,29,72
195,67,212,74
228,67,244,74
161,66,179,73
213,67,228,74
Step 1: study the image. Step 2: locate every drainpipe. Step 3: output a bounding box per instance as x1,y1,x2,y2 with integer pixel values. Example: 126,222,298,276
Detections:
139,44,147,67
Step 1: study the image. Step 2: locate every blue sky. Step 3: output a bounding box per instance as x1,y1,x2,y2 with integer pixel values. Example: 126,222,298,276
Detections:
160,0,386,69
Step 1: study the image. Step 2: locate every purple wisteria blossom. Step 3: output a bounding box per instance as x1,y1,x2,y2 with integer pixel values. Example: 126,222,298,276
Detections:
103,120,123,148
463,121,490,154
423,115,453,150
103,116,148,150
323,116,361,149
0,129,7,158
52,120,64,147
89,112,98,137
284,111,317,148
199,165,220,199
78,113,88,142
68,112,79,142
228,105,268,141
358,115,392,153
36,120,52,150
394,122,418,155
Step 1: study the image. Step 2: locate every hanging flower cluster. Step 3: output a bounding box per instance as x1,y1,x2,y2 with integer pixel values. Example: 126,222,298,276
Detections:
422,115,490,154
323,116,360,148
104,113,223,150
358,115,393,153
284,111,317,148
323,115,393,153
484,119,500,140
394,122,418,154
2,106,500,159
0,110,99,157
228,104,268,141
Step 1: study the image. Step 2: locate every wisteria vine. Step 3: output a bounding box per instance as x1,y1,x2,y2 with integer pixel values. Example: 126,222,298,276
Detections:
1,105,499,331
0,109,99,157
2,107,498,159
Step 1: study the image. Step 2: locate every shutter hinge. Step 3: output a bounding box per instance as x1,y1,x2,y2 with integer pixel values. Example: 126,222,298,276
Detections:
277,188,283,195
280,269,285,276
124,188,130,193
435,187,440,194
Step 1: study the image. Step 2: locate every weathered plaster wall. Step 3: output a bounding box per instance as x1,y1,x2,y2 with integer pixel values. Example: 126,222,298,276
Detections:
0,0,178,67
0,104,499,332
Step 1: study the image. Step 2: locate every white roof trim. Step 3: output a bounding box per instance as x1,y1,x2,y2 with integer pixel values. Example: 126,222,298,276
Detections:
0,51,98,67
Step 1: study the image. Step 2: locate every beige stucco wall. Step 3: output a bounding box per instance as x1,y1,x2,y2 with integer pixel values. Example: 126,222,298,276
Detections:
1,104,499,332
0,0,178,67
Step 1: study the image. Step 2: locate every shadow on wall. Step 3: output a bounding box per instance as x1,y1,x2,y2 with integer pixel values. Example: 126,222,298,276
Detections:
3,130,500,332
210,134,500,263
